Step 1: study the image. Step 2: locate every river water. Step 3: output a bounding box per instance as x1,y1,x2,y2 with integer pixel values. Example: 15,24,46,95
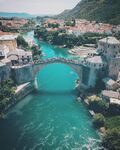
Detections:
0,31,102,150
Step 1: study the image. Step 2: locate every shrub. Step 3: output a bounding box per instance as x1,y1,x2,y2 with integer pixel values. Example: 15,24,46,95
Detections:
88,97,108,114
102,127,120,150
93,113,105,128
105,116,120,129
0,79,16,113
108,103,120,115
16,35,28,48
31,45,42,60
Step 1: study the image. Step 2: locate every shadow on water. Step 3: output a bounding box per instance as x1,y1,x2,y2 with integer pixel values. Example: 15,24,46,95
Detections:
35,89,79,96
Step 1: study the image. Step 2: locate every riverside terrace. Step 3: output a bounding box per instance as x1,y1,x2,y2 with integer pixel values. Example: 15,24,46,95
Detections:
11,56,107,90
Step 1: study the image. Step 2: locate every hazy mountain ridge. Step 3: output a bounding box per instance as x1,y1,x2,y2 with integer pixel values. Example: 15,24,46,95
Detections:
57,0,120,25
0,12,35,18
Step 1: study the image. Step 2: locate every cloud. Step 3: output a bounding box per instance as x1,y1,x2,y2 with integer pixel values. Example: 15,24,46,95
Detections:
0,0,80,14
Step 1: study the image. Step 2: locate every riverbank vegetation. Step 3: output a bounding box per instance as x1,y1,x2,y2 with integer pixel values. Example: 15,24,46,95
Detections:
93,113,105,129
34,27,107,48
16,35,29,49
16,35,42,60
0,79,16,119
31,45,42,60
87,94,120,149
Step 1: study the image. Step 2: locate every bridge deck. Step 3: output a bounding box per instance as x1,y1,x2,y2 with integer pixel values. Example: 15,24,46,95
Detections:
34,58,84,66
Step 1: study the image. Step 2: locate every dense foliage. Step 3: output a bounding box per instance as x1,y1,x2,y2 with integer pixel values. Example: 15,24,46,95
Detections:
93,113,105,128
105,116,120,130
16,35,28,49
48,23,59,28
102,127,120,150
88,98,108,114
34,27,106,48
31,45,42,60
0,79,16,115
88,96,120,149
65,19,75,27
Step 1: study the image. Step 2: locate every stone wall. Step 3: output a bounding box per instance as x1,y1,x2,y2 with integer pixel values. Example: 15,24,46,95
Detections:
109,57,120,80
0,61,11,83
98,41,120,61
15,82,35,101
11,65,33,85
0,39,17,51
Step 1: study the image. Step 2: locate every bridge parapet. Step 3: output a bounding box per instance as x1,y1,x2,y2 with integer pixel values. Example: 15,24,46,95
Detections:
34,57,84,66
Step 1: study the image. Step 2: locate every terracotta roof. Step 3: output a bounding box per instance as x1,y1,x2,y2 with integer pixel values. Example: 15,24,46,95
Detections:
0,31,17,36
102,90,120,99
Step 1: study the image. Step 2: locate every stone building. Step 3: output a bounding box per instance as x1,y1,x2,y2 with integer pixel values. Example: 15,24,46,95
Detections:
97,37,120,80
98,37,120,61
7,49,32,65
0,45,9,59
0,34,18,52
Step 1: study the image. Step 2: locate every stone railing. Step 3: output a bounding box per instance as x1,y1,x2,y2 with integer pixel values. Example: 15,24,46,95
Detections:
34,57,82,66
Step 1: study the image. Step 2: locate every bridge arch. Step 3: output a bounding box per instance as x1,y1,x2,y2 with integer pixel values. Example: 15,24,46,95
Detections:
32,57,98,90
32,58,83,90
32,58,83,81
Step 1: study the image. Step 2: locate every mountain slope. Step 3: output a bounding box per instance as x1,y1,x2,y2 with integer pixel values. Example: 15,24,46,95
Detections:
57,0,120,25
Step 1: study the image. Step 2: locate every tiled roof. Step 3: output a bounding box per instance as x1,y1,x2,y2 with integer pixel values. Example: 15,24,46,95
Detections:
0,31,17,36
102,90,120,99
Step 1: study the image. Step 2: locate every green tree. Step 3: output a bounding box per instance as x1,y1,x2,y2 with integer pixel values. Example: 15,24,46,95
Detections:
31,45,42,60
93,113,105,128
16,35,28,48
105,116,120,129
89,99,108,114
0,79,16,113
102,127,120,150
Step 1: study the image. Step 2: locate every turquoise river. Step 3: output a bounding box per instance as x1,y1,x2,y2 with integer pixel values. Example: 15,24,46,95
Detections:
0,31,102,150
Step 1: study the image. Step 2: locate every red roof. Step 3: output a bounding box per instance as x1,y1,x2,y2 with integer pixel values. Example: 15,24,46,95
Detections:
0,31,17,36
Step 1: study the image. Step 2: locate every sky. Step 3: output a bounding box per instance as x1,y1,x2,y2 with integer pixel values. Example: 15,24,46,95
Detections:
0,0,80,15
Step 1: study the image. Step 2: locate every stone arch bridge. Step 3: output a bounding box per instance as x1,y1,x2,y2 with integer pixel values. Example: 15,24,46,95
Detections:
32,57,97,89
12,57,99,90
